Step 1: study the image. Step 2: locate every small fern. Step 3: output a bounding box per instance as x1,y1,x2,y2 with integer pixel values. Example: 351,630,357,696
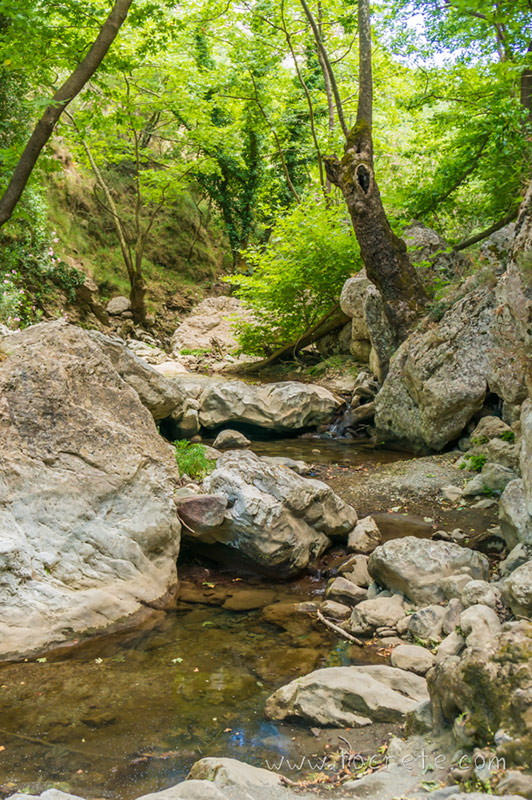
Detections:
174,440,215,480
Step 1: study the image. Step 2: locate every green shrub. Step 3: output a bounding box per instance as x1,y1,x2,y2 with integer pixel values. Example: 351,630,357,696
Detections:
226,195,361,356
174,440,215,480
499,429,515,443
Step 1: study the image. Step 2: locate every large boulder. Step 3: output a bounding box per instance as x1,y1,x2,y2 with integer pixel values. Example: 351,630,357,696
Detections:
0,321,181,659
501,560,532,618
429,620,532,767
88,330,185,420
198,380,341,432
265,664,428,727
368,537,490,604
200,451,356,576
374,288,499,451
374,187,532,453
171,296,250,355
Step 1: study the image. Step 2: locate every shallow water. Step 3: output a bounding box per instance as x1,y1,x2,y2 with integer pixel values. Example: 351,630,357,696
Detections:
0,598,383,800
219,434,408,469
0,441,414,799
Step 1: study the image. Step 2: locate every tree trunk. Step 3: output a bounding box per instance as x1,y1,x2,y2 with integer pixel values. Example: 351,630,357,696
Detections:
0,0,134,228
325,0,426,341
129,273,148,326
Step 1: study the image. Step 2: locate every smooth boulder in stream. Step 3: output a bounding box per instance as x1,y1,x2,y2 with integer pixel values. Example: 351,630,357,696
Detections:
0,321,181,659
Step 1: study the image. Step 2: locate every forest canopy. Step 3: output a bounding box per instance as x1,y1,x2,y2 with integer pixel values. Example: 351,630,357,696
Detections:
0,0,530,347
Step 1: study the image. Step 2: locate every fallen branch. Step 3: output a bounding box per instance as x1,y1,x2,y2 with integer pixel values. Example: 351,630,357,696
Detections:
317,609,364,646
226,304,350,375
454,206,519,252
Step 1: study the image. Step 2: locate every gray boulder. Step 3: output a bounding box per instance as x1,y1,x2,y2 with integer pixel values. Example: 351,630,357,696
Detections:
198,380,341,432
265,664,428,727
188,756,283,789
407,604,446,642
212,429,251,449
89,329,184,419
348,515,383,554
349,594,406,634
171,296,250,355
390,644,435,675
325,576,367,606
500,480,532,549
201,451,357,576
0,321,181,660
368,537,490,604
501,560,532,617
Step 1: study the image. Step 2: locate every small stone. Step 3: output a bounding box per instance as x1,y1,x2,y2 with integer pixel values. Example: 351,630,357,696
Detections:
407,605,446,642
325,577,367,606
348,516,382,554
321,600,351,620
106,295,131,315
441,486,464,503
391,644,435,675
212,429,251,449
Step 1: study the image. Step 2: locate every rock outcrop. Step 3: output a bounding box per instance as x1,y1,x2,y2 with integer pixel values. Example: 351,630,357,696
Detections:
265,664,428,726
0,321,181,659
429,620,532,767
171,296,250,355
197,451,357,576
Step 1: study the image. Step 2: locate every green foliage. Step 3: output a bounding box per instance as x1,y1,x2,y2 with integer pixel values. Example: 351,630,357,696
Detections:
174,440,215,480
499,429,516,443
460,453,487,472
227,196,361,356
0,189,84,326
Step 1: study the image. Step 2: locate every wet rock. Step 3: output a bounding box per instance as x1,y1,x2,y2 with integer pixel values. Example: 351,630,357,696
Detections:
390,644,435,675
0,321,181,659
321,599,351,620
201,451,356,576
348,516,383,554
501,561,532,617
325,576,367,606
261,601,317,634
212,430,250,449
171,297,250,355
265,664,428,727
349,594,406,635
175,495,227,531
222,589,277,611
407,605,446,642
253,646,321,683
368,537,490,605
188,756,283,788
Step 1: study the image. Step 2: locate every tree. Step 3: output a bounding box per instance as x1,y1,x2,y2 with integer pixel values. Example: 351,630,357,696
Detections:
321,0,427,341
0,0,134,228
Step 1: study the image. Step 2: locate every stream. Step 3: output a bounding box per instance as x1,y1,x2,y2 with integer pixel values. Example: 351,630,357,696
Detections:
0,437,496,799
